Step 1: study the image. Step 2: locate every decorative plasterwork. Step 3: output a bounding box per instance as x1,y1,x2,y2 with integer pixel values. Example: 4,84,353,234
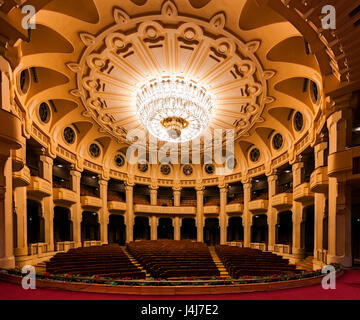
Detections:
69,0,275,145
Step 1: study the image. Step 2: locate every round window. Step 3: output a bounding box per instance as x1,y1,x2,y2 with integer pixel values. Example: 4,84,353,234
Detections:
63,127,76,144
89,143,101,158
183,165,193,176
294,112,304,132
39,102,51,123
19,69,30,94
272,133,283,150
114,153,125,167
205,164,215,175
138,163,149,172
160,164,171,176
250,148,260,163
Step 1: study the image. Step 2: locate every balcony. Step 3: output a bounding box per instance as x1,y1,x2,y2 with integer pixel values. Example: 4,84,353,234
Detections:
55,241,75,252
226,203,244,213
272,193,293,210
134,204,196,215
11,146,25,172
13,165,31,187
108,201,126,212
81,196,102,210
273,244,292,255
53,188,77,206
204,205,219,214
250,243,267,251
249,199,268,213
293,182,314,203
27,176,52,198
310,167,328,193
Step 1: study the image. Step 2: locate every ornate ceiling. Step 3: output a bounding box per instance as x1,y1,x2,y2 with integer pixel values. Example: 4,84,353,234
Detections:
12,0,328,175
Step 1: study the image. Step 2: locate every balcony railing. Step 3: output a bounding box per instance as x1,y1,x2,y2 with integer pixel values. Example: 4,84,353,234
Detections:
250,242,267,251
55,241,75,252
273,244,292,254
28,243,48,256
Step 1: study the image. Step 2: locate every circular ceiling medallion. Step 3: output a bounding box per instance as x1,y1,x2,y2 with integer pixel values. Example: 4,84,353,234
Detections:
73,1,270,145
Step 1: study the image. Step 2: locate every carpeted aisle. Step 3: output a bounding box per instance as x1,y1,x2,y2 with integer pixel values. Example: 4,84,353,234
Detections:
1,270,360,300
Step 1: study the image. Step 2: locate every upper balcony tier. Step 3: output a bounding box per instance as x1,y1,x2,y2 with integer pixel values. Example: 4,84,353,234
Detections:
293,182,314,204
272,193,293,210
53,188,77,206
27,176,52,198
81,196,102,210
134,204,196,215
310,167,328,193
13,165,30,188
249,200,268,213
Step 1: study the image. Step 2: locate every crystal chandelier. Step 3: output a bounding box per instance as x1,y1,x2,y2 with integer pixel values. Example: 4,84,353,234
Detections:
136,76,213,143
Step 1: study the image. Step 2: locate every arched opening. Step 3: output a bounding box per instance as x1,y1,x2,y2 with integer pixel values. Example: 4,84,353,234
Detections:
81,212,100,241
157,218,174,239
27,200,44,244
108,215,126,245
323,215,328,251
276,211,292,245
227,217,244,242
302,206,315,256
134,216,150,240
13,208,17,249
53,206,72,243
204,218,220,245
251,214,268,244
180,218,196,240
352,204,360,265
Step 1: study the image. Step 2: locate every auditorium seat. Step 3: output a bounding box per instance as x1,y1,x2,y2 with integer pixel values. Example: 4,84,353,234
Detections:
127,240,219,279
215,245,301,278
46,244,145,279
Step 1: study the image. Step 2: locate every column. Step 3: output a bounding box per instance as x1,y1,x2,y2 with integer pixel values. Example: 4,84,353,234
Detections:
242,181,252,247
149,186,158,206
327,109,352,267
150,216,158,240
174,217,181,240
40,154,54,252
70,170,82,248
267,173,278,252
173,187,181,207
313,141,328,269
196,186,204,242
125,184,134,243
99,179,109,245
14,186,28,256
219,186,228,245
0,155,15,268
292,161,305,262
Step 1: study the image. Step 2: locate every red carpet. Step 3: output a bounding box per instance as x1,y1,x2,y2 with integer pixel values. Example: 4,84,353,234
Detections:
1,270,360,300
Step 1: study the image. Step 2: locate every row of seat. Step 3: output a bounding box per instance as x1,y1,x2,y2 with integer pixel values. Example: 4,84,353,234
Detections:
215,245,300,278
46,244,146,279
127,240,219,279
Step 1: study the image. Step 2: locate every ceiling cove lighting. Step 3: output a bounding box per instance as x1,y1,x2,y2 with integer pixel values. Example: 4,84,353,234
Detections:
136,76,214,143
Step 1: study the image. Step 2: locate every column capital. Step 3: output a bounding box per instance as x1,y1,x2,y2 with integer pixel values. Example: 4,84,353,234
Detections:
267,172,278,182
172,186,182,192
195,185,204,192
149,184,158,191
99,179,108,187
219,186,228,194
125,185,134,192
70,169,82,178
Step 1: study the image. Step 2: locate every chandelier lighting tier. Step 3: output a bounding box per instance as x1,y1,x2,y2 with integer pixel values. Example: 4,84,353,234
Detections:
136,76,214,143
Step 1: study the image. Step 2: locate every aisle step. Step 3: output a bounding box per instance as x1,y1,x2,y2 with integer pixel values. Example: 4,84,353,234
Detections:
208,246,230,278
121,247,151,279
